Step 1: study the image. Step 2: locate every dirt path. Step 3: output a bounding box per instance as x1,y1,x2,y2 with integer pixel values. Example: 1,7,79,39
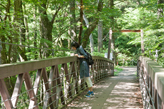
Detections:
65,67,143,109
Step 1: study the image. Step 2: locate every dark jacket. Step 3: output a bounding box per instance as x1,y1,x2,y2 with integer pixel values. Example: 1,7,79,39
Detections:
76,46,89,78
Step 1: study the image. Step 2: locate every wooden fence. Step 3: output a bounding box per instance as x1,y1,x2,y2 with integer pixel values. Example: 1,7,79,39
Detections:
137,56,164,109
0,56,114,109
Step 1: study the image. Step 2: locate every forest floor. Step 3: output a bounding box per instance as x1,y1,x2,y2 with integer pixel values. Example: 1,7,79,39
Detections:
65,67,143,109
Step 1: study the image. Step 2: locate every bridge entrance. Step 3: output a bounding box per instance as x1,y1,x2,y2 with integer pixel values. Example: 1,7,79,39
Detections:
107,29,144,59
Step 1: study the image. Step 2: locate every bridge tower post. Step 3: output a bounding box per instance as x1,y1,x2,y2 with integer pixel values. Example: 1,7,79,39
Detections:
107,28,112,59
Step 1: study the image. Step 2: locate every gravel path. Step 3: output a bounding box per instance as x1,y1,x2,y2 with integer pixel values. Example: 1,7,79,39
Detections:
65,67,143,109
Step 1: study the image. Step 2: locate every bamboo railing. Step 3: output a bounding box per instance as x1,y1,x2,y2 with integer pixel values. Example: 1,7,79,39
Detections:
0,56,114,109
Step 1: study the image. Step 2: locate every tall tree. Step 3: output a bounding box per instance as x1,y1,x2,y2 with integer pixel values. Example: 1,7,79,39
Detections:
77,1,94,53
78,0,83,45
0,0,11,64
110,0,115,63
13,0,27,62
98,20,103,52
68,0,76,49
39,0,60,58
82,0,103,48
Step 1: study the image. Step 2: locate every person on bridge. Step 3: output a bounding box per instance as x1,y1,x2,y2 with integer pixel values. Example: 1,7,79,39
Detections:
71,41,94,97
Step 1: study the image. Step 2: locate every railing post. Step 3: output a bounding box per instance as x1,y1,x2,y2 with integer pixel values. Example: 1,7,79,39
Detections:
0,39,2,64
0,79,13,109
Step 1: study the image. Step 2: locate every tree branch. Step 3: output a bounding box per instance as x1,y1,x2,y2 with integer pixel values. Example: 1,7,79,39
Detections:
4,0,10,21
0,3,6,9
82,0,103,48
51,6,61,24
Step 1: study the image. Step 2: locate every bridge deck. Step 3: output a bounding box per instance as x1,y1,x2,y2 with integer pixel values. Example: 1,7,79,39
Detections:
66,67,143,109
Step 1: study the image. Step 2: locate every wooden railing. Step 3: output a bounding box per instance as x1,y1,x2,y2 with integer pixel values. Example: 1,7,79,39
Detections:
137,56,164,109
0,56,114,109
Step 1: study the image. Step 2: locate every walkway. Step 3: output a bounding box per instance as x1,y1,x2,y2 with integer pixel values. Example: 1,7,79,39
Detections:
66,67,143,109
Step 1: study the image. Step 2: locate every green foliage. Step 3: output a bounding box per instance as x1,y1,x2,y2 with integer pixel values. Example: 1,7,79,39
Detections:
1,0,164,108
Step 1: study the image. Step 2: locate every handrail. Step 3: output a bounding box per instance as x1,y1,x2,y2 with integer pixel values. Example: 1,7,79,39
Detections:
137,56,164,109
0,56,77,79
0,56,114,109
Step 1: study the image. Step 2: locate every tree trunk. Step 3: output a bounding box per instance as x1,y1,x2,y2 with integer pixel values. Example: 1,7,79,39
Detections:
89,35,94,53
77,1,94,53
70,0,76,40
1,37,8,64
78,0,83,45
34,5,38,59
3,0,26,96
110,0,115,64
13,0,27,62
82,0,103,48
39,3,53,58
69,0,76,48
82,8,94,53
0,0,11,64
108,28,112,59
157,0,164,18
39,1,60,58
98,20,103,52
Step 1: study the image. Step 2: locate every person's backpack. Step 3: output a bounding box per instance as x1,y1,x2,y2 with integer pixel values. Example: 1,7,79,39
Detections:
84,49,94,65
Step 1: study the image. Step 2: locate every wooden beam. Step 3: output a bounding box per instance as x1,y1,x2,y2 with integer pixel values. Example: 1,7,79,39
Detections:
33,69,42,95
0,79,13,109
11,73,25,107
113,30,141,33
24,72,39,109
42,68,55,109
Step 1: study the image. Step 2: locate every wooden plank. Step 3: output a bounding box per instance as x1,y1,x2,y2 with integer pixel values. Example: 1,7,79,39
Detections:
49,66,55,87
55,65,65,105
48,66,57,107
74,61,79,94
63,63,72,99
33,69,42,95
43,92,50,109
11,73,25,107
42,68,55,109
70,62,76,97
53,65,62,107
91,61,95,84
62,63,70,82
71,62,76,78
113,30,141,32
0,79,13,109
24,72,39,109
52,65,57,107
